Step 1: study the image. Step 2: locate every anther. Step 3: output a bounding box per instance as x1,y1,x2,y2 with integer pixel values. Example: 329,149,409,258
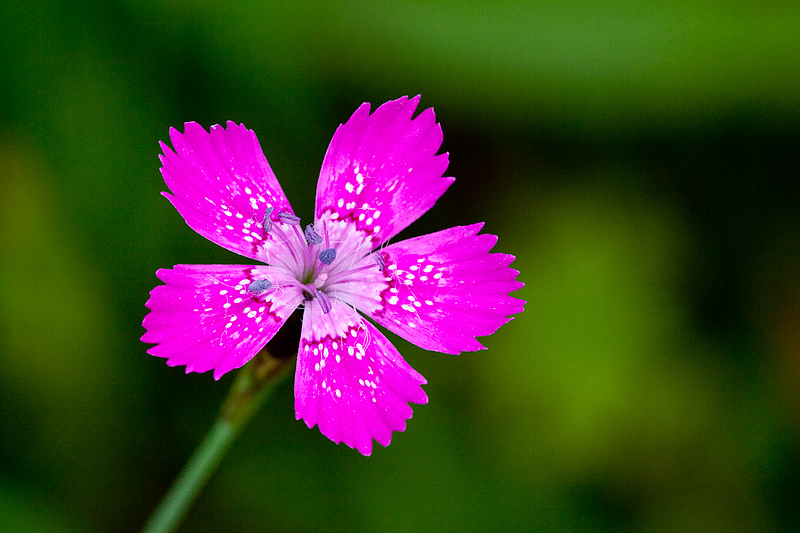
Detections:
316,290,332,314
319,248,337,265
373,252,386,272
262,206,274,233
278,211,301,225
247,279,272,294
304,224,322,246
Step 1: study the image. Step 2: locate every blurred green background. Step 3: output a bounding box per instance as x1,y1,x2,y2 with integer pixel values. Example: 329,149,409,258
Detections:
2,1,799,531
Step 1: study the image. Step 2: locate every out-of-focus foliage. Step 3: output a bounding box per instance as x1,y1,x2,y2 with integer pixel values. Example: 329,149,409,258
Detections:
1,1,798,531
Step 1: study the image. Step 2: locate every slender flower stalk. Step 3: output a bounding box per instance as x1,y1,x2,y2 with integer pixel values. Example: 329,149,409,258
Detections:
142,349,294,533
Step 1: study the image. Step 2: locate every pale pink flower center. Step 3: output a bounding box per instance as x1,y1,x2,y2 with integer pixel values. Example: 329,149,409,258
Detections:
252,209,383,313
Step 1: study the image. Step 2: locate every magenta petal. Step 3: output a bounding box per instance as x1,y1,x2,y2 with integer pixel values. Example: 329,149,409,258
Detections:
367,223,525,354
160,122,294,261
315,96,453,249
142,264,302,379
294,298,428,456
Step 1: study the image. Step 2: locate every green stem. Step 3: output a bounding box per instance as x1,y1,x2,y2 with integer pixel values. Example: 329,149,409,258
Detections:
142,351,295,533
142,418,236,533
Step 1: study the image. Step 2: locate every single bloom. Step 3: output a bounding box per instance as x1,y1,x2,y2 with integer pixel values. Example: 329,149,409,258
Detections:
142,96,524,455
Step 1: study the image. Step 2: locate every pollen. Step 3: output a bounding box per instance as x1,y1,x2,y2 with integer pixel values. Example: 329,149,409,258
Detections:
319,248,337,265
248,279,272,294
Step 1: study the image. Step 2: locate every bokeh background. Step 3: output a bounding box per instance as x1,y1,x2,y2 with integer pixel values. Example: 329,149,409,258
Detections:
2,1,799,531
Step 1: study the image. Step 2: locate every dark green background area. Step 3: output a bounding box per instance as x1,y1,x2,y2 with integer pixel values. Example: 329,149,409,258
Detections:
1,1,799,531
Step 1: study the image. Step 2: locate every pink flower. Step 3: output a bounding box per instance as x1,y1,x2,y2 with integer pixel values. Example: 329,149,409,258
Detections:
142,96,524,455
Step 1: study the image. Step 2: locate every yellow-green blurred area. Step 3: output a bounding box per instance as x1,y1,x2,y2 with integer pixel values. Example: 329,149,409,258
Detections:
1,0,799,531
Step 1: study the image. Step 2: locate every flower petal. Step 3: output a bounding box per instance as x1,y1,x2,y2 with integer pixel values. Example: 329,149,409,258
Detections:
295,298,427,456
142,264,303,379
160,121,294,262
315,96,453,250
366,224,525,354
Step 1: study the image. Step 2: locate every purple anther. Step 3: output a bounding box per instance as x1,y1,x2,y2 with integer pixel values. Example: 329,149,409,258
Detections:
316,290,333,314
247,279,272,294
319,248,337,265
278,211,301,225
262,206,274,233
373,252,386,272
304,224,323,246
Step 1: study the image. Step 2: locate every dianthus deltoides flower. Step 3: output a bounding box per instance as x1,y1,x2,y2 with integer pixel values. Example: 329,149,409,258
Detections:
142,96,524,455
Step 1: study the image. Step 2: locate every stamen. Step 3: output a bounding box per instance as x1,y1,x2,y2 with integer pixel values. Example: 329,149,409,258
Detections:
278,211,301,225
373,252,386,272
319,248,337,265
268,222,304,268
316,290,332,314
323,220,331,248
325,261,382,286
262,206,274,233
248,279,272,294
304,224,322,245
